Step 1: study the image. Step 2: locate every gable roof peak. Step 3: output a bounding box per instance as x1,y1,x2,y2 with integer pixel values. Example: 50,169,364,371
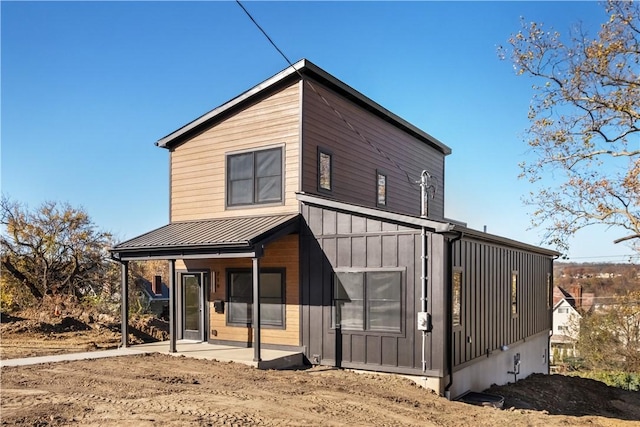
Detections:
155,59,451,155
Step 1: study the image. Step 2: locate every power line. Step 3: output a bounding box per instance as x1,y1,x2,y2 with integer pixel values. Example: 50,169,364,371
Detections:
235,0,422,189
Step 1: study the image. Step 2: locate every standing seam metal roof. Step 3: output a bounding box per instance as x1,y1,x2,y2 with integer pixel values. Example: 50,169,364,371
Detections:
112,214,299,251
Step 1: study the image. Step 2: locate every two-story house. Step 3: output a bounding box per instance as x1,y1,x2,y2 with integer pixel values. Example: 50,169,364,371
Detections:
550,285,592,362
112,59,557,398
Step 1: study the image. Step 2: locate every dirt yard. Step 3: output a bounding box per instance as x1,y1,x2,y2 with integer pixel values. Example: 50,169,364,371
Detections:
2,313,640,426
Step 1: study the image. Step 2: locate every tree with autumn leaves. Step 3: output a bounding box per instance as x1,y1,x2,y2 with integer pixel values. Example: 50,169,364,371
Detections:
1,197,115,306
500,0,639,255
0,197,167,312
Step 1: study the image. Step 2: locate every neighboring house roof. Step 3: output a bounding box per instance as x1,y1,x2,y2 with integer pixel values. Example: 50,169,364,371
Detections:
553,286,577,308
552,298,581,314
139,280,169,300
111,214,299,260
155,59,452,156
552,285,595,313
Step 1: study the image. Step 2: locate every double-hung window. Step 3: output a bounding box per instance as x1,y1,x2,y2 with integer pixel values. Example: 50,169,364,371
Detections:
227,269,285,327
227,147,283,206
333,270,402,332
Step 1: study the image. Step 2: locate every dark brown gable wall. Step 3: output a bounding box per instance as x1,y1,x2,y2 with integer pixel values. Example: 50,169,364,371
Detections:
301,80,446,220
450,237,553,368
300,203,447,376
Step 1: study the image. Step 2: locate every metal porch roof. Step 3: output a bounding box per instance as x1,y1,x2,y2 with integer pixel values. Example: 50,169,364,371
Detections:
111,214,299,259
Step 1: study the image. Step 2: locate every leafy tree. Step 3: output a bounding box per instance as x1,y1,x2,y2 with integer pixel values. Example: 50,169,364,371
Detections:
574,291,640,372
500,1,639,254
0,197,114,305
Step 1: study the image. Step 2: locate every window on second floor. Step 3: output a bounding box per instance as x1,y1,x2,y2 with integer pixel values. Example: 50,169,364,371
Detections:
376,170,387,207
318,148,332,192
227,147,283,207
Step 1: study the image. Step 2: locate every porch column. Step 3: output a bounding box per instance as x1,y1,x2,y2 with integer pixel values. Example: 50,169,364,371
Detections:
121,260,129,348
169,259,177,353
252,256,261,362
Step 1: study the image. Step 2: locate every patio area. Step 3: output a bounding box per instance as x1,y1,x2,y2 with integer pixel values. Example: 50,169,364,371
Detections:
131,340,305,370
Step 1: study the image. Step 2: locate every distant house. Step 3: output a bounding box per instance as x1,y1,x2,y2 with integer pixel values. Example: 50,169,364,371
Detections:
111,59,558,398
136,275,169,319
550,285,594,362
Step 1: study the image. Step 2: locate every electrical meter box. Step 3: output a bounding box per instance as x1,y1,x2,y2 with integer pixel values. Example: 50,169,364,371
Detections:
417,312,432,332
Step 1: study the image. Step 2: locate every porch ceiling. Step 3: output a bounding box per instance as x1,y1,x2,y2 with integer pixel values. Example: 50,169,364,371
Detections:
111,214,299,260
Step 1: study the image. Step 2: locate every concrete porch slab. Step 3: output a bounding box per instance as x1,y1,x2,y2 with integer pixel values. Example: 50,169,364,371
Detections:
132,340,305,370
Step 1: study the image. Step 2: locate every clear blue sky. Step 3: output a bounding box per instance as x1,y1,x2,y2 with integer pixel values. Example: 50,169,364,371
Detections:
1,1,636,262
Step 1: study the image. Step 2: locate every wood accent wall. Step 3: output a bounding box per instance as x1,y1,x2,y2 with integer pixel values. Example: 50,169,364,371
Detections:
177,234,300,347
301,80,446,219
451,237,553,368
170,83,301,222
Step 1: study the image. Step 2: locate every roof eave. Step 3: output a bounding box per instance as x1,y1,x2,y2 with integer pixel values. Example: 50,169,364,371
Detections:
156,59,308,149
155,59,452,155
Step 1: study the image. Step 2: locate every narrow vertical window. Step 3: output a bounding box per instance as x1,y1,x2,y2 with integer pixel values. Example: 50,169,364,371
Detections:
452,269,462,326
511,271,518,316
547,273,551,309
376,171,387,207
318,148,332,191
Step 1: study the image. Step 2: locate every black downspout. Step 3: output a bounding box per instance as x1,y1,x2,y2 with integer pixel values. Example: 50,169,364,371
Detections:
444,231,463,399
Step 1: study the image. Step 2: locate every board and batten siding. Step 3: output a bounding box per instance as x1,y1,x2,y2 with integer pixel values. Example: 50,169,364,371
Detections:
301,80,446,219
177,234,300,347
170,83,302,222
450,237,553,369
300,204,447,376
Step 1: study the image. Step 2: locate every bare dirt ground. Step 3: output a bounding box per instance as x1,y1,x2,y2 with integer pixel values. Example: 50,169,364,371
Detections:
0,311,167,360
2,313,639,426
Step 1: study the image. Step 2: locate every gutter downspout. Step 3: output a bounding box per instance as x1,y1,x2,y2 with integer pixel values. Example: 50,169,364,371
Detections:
444,231,463,400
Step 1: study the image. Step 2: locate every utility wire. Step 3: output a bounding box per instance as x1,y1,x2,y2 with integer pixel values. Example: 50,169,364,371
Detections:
235,0,422,190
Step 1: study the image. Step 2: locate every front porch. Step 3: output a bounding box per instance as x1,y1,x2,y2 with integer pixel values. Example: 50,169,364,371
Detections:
132,340,305,370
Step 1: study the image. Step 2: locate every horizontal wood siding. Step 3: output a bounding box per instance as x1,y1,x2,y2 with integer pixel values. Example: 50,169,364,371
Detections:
451,237,553,368
300,204,445,375
301,80,446,219
179,235,300,347
171,83,301,221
